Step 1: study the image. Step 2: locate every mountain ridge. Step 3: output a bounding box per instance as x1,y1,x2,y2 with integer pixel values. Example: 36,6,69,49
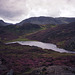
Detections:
0,20,13,26
1,16,75,26
18,16,75,25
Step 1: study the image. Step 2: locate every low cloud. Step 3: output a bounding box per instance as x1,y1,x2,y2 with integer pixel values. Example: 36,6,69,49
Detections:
0,0,75,23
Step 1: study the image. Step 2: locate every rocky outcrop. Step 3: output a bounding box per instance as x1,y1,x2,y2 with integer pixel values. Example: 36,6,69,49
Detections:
30,66,75,75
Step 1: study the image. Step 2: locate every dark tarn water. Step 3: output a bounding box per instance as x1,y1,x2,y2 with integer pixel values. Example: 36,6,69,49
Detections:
6,41,75,53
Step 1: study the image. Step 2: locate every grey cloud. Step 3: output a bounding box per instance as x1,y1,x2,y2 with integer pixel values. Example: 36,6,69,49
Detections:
0,0,28,22
0,0,75,23
0,8,26,21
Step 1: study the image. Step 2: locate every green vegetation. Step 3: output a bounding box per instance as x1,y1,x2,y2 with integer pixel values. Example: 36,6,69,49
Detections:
5,38,30,43
50,25,57,28
41,24,57,29
57,41,65,46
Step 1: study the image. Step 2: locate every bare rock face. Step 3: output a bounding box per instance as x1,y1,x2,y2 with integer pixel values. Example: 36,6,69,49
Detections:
7,69,14,75
30,66,75,75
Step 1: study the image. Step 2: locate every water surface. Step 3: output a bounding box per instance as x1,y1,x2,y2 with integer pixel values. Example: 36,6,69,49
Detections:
6,41,75,53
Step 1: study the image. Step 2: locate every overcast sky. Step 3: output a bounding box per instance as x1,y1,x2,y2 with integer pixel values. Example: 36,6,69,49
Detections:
0,0,75,24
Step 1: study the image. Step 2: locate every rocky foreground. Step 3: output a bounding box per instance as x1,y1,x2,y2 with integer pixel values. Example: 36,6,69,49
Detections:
29,66,75,75
0,42,75,75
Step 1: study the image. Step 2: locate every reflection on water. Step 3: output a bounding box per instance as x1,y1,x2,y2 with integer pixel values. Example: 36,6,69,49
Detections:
6,41,75,53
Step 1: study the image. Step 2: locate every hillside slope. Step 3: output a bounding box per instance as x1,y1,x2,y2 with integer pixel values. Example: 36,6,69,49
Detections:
0,23,41,41
27,22,75,51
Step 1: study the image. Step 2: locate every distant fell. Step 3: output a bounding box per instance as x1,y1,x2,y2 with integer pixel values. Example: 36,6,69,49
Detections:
18,16,75,25
0,20,12,26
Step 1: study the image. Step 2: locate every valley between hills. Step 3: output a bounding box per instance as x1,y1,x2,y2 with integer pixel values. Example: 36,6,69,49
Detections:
0,17,75,75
